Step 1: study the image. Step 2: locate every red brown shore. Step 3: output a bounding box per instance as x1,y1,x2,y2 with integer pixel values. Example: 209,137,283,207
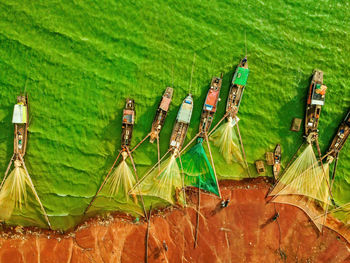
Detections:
0,177,349,263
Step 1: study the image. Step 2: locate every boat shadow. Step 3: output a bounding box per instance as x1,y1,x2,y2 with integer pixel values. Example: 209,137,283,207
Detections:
0,105,14,176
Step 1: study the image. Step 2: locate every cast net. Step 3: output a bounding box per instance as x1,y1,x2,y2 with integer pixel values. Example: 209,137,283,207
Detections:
269,144,332,231
0,160,50,227
87,156,143,217
131,154,184,205
210,117,243,164
181,139,220,196
313,203,350,242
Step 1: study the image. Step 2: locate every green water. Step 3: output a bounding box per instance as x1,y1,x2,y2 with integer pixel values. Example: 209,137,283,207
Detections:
0,0,349,230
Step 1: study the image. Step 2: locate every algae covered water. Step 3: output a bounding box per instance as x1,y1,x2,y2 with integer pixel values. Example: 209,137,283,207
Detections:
0,0,349,230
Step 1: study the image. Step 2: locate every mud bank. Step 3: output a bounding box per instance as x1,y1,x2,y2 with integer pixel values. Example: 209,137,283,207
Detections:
0,178,349,263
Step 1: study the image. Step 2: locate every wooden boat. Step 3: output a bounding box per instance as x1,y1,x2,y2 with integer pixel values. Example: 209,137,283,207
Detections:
12,95,29,157
305,70,327,138
226,57,249,119
169,94,193,154
326,110,350,160
273,144,281,180
121,98,135,148
150,87,173,143
199,76,222,138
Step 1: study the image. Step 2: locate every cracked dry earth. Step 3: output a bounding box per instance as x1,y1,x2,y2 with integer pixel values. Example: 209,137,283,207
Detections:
0,178,349,263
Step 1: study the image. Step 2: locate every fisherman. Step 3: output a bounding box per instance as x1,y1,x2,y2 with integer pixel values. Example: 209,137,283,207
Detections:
220,198,230,208
162,241,168,252
272,212,279,221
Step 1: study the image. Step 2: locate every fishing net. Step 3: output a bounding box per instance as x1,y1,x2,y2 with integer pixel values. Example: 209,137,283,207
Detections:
0,160,50,227
315,202,350,225
313,203,350,242
131,154,184,205
210,117,243,164
106,159,136,199
181,140,220,197
269,144,332,231
87,158,143,217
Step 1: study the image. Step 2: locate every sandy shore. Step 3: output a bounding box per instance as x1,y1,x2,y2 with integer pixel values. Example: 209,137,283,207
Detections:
0,177,349,263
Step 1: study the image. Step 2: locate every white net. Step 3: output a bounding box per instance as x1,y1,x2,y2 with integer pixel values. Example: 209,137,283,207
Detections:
210,117,243,164
269,144,332,231
131,154,183,204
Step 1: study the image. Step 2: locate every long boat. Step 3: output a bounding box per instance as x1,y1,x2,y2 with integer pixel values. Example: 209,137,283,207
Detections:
305,70,327,138
199,76,222,138
12,95,29,157
121,98,135,148
273,144,281,180
169,94,193,155
226,57,249,119
326,110,350,160
150,87,173,143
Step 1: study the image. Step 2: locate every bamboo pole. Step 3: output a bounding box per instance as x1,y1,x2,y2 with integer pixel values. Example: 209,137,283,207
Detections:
205,134,221,199
178,155,187,207
207,113,229,137
131,133,151,153
315,138,334,201
130,149,171,192
126,147,148,220
330,153,339,191
194,184,201,248
180,132,201,155
236,122,251,178
157,135,161,172
1,154,15,190
19,155,51,229
314,138,334,233
145,206,152,263
84,150,122,215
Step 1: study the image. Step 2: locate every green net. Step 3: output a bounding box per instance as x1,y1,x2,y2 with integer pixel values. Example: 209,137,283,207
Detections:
131,154,184,204
181,140,220,196
233,67,249,86
87,159,143,217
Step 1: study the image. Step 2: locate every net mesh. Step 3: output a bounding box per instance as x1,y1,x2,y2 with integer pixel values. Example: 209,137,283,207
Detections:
269,144,332,231
313,203,350,242
87,159,143,217
0,160,47,223
131,154,184,205
181,140,220,196
210,117,243,164
329,203,350,225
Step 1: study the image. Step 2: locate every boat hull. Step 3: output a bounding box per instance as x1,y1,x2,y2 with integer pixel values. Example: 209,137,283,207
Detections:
226,57,249,119
199,76,222,137
169,95,193,154
150,87,173,143
13,95,29,158
273,144,281,179
121,99,135,148
305,70,327,137
326,110,350,159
